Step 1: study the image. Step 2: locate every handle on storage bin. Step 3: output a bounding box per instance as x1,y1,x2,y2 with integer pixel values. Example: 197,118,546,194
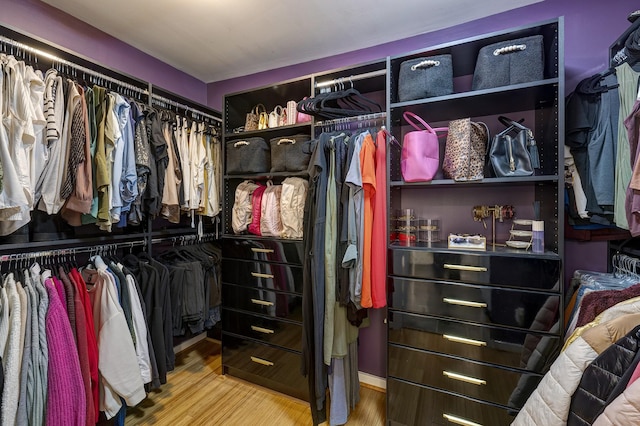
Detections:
443,413,483,426
250,356,274,367
444,263,487,272
251,325,275,334
443,371,486,386
443,334,487,347
251,272,274,279
251,247,274,253
443,298,487,309
251,299,274,307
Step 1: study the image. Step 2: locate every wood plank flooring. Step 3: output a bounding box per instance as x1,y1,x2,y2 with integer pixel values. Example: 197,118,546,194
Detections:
126,338,386,425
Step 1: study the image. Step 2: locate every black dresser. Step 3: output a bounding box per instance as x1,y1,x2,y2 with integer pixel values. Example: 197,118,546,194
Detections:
387,248,561,425
221,237,308,401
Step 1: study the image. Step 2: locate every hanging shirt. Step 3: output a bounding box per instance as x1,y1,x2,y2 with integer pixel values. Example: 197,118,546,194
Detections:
179,117,191,210
614,62,640,229
343,133,365,307
370,130,388,308
0,56,29,225
25,65,46,202
82,256,146,419
161,120,181,223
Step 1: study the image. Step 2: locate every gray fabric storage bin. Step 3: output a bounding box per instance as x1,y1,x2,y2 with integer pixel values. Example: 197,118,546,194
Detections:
398,54,453,102
472,35,544,91
269,134,314,172
226,137,270,174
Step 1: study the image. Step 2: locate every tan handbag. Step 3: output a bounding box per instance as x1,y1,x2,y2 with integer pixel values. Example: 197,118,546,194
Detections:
442,118,489,182
232,180,260,234
280,177,308,239
245,104,266,131
268,105,285,128
258,107,269,130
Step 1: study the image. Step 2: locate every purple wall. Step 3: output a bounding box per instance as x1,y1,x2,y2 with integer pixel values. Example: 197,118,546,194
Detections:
207,0,632,110
207,0,627,378
2,0,207,103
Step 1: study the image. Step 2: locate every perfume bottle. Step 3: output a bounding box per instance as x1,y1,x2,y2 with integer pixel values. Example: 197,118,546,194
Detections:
532,220,544,253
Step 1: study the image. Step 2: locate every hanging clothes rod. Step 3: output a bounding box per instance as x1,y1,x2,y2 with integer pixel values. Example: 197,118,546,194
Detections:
0,34,150,96
151,92,222,123
151,232,218,245
315,112,387,127
315,69,387,89
0,239,147,263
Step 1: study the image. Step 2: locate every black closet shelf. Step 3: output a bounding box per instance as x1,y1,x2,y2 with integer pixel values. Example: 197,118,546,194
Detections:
222,234,303,243
388,241,561,260
389,79,559,121
224,170,310,180
224,123,312,139
389,175,559,187
0,232,150,254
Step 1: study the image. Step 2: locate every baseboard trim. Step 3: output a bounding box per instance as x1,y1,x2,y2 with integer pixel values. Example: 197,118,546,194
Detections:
358,371,386,391
174,333,208,353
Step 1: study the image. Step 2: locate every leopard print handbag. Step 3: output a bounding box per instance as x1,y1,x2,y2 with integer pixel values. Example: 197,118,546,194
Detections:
442,118,489,182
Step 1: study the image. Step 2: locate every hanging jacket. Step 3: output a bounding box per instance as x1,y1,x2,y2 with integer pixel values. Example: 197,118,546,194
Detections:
568,324,640,425
594,361,640,425
512,312,640,426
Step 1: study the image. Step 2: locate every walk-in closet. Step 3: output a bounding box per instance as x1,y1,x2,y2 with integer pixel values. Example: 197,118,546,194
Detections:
1,1,639,425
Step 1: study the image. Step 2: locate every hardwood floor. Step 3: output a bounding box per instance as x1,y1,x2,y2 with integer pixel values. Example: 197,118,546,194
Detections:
126,338,386,426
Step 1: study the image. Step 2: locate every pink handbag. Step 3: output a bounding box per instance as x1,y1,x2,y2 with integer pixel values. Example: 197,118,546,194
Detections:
248,184,267,236
296,98,312,123
401,111,447,182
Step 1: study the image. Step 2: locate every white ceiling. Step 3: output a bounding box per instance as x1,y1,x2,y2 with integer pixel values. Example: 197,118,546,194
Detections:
41,0,542,83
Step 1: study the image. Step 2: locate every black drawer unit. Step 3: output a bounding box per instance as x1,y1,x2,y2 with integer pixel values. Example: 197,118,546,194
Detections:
222,333,309,401
221,258,304,293
222,308,302,351
222,236,307,401
388,345,543,409
222,283,303,322
388,311,560,373
387,378,517,426
389,277,560,331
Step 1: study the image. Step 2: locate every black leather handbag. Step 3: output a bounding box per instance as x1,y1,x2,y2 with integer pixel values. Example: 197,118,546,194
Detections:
398,54,453,102
472,35,544,90
489,117,540,177
226,137,270,174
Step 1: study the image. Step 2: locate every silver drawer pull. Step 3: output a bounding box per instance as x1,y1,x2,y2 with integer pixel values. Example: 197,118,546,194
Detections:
250,356,274,367
443,297,487,309
251,325,275,334
444,263,487,272
251,248,274,254
251,298,274,307
443,334,487,347
443,413,483,426
443,371,486,386
251,272,274,279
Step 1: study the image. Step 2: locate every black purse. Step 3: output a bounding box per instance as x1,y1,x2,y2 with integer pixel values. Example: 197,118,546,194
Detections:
489,117,540,177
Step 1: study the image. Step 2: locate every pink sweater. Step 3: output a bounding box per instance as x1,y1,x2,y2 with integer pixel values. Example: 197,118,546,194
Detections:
45,278,86,426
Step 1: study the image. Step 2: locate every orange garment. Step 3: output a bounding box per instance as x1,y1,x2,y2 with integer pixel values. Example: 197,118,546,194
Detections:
359,133,376,308
370,130,387,308
564,289,579,329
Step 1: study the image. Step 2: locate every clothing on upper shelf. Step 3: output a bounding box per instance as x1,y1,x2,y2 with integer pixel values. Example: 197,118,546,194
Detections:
0,54,222,236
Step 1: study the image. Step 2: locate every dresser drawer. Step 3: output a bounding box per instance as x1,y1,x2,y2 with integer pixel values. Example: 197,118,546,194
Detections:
388,311,560,373
222,258,303,293
390,249,560,291
222,284,303,322
387,378,516,426
222,333,308,401
222,309,302,352
388,345,542,410
222,238,303,264
389,277,559,331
